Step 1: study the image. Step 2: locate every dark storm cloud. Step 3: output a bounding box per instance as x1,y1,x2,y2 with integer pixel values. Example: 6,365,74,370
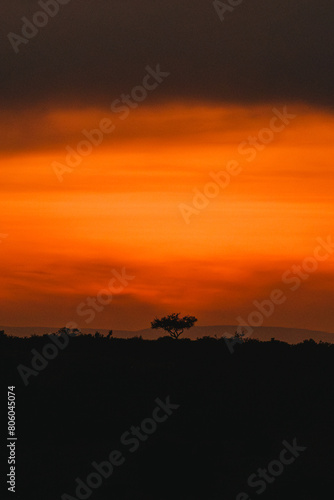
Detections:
1,0,334,110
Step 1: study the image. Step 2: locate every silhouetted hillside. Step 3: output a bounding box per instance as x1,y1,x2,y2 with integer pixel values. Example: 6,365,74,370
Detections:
1,324,333,343
2,333,334,500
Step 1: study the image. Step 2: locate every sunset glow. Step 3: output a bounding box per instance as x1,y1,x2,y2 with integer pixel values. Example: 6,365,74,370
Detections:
1,104,333,331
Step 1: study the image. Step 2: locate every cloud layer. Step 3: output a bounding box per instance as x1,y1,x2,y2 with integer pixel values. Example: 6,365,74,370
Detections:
1,0,334,109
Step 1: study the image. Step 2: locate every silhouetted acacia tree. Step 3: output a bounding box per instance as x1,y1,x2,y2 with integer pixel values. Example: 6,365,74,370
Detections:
151,313,197,339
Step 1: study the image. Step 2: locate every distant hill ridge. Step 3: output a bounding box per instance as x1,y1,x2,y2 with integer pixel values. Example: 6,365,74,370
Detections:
1,325,333,344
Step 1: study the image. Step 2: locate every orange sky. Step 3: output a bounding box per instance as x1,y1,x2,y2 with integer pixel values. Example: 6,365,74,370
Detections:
1,104,333,332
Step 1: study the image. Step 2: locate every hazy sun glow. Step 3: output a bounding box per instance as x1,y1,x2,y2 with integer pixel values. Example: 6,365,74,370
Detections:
1,104,333,331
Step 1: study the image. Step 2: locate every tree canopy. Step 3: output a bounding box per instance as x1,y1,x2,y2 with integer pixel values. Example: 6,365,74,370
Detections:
151,313,197,339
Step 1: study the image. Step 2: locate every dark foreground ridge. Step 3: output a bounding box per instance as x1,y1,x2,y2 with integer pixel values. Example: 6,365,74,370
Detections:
1,332,334,500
